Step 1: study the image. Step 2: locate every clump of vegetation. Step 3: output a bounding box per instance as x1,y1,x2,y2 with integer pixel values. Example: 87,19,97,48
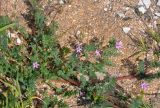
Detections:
0,0,121,107
0,0,156,107
130,96,152,108
126,25,160,80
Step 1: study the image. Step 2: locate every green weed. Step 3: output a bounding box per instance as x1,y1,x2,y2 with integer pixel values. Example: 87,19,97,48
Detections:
0,0,119,107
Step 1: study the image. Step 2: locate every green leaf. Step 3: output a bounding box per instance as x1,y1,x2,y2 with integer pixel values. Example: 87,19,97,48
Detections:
137,60,145,76
35,10,45,30
108,37,116,48
56,88,63,94
147,29,160,43
47,21,59,35
103,48,118,57
130,98,143,108
91,101,113,108
0,23,16,32
60,47,70,56
84,43,96,51
0,34,9,51
0,16,12,27
80,75,88,88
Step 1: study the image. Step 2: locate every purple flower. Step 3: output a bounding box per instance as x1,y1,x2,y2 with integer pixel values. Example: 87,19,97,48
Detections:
115,41,123,49
141,82,149,90
76,46,82,53
79,91,86,96
32,62,40,69
95,49,101,56
75,43,82,53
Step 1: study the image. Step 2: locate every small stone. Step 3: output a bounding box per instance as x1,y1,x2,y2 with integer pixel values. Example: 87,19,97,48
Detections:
122,27,131,34
138,0,151,9
125,7,129,11
157,0,160,6
76,30,81,36
153,16,159,20
153,20,157,29
59,0,64,5
138,6,147,14
117,12,125,18
138,0,151,14
155,12,160,17
16,38,22,45
104,8,108,11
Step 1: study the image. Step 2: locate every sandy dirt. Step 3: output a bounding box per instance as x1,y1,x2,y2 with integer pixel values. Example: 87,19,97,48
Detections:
1,0,160,107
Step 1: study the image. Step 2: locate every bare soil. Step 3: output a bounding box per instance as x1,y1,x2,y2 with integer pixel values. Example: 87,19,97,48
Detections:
1,0,160,107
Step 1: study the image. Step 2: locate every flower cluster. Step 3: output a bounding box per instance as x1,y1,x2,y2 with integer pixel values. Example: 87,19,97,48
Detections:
75,43,82,53
95,49,101,56
140,82,149,90
75,43,101,58
115,41,123,49
32,62,40,69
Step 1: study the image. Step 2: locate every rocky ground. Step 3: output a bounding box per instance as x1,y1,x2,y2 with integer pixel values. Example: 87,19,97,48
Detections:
1,0,160,107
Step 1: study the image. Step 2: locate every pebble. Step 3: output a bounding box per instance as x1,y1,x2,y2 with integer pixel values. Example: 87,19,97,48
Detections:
76,30,81,36
117,12,125,18
122,27,131,34
138,0,151,9
138,6,147,14
155,12,160,17
104,7,108,11
153,16,159,19
138,0,151,14
157,0,160,6
16,38,22,45
59,0,64,5
125,7,130,11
